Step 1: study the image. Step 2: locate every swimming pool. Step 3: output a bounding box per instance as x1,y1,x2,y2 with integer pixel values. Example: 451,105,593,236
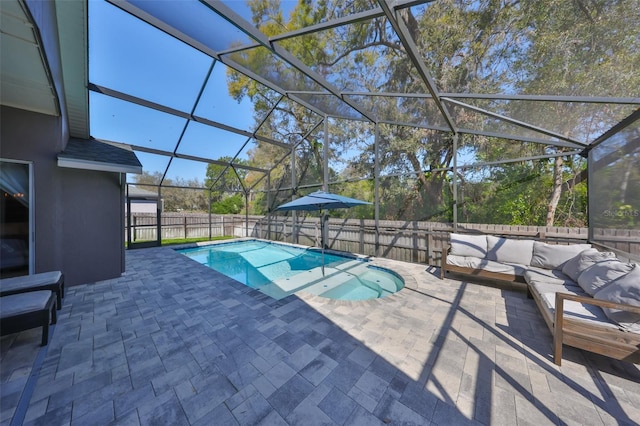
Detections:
176,240,404,301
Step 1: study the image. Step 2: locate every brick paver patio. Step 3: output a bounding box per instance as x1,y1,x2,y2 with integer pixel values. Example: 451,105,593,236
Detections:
2,242,639,425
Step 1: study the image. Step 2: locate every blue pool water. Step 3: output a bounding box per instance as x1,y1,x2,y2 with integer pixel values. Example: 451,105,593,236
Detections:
176,240,404,301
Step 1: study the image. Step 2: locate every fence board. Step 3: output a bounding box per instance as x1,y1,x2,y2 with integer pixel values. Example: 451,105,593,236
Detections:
128,213,639,264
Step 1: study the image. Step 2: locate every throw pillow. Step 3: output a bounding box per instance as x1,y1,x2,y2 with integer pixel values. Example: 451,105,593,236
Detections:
486,236,535,265
449,233,487,258
577,260,635,296
594,264,640,333
530,242,592,270
561,249,617,282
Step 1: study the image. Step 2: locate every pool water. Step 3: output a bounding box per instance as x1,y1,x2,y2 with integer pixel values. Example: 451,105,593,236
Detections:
176,240,404,301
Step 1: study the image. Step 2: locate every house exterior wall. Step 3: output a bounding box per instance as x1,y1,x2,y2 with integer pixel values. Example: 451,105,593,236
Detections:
61,167,124,285
1,105,125,286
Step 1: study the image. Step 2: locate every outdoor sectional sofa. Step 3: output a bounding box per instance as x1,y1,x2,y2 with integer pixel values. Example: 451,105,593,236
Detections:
441,233,640,365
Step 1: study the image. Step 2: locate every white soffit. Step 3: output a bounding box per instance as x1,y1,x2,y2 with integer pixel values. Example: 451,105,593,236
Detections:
57,157,142,174
55,0,89,139
0,0,58,116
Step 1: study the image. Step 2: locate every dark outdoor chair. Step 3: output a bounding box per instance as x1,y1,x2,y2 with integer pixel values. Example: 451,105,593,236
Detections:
0,271,64,310
0,291,57,345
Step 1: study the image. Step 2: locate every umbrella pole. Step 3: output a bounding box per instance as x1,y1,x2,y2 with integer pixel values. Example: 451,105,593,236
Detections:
321,209,325,276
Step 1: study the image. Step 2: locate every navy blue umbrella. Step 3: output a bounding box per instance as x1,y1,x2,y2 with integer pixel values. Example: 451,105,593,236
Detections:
275,191,371,212
275,191,372,275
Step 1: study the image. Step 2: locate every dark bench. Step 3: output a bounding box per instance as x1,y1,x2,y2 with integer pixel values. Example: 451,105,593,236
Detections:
0,291,57,345
0,271,64,310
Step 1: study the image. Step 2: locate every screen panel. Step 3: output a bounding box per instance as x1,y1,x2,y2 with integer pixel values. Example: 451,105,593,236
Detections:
221,0,379,37
177,121,250,161
590,114,640,257
90,93,187,152
456,98,639,145
456,160,587,227
126,0,254,51
91,1,212,111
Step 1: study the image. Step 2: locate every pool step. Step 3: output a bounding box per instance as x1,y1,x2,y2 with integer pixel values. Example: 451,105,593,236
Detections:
351,269,401,294
259,260,363,300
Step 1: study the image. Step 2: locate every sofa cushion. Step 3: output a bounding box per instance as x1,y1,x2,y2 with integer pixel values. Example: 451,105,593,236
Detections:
530,282,617,329
594,264,640,333
446,255,527,276
530,242,592,270
577,260,635,296
486,236,534,265
0,291,53,317
524,267,577,287
449,233,487,258
561,249,617,282
529,281,584,300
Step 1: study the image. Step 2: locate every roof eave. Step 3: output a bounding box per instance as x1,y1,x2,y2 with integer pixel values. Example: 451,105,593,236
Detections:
57,156,142,174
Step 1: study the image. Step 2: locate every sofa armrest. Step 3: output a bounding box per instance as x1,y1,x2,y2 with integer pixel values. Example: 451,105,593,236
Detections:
553,292,640,365
440,245,450,279
555,292,640,315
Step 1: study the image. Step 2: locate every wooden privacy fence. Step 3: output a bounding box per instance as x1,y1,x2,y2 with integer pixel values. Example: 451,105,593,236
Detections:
253,217,597,265
128,212,639,264
128,213,249,241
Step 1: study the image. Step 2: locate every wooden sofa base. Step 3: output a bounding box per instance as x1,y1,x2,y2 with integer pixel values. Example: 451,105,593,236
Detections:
440,245,526,284
441,264,525,283
553,293,640,366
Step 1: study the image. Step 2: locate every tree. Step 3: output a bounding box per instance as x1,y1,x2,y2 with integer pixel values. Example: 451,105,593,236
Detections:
514,0,640,225
205,157,249,214
227,0,637,225
211,194,244,214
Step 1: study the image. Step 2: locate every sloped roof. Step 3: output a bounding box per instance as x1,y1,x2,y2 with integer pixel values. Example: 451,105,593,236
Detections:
126,186,158,199
58,137,142,174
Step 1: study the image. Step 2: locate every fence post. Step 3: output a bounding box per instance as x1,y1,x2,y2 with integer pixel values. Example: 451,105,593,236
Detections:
359,219,364,254
427,227,434,265
183,216,187,239
412,220,418,263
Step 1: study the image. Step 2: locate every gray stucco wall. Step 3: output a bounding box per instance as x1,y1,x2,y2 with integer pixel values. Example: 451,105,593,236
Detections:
60,167,125,286
1,105,125,286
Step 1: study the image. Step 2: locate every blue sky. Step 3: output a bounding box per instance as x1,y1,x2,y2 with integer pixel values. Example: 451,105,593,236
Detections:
88,0,281,184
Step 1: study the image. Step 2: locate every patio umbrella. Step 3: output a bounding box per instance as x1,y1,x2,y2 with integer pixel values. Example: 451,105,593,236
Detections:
274,191,372,275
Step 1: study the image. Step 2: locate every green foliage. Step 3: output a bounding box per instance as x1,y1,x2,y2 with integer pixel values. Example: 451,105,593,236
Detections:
132,171,208,212
459,156,588,226
211,194,245,214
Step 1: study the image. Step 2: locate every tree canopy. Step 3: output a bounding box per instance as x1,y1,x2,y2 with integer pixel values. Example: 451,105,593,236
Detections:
129,0,638,227
215,0,640,226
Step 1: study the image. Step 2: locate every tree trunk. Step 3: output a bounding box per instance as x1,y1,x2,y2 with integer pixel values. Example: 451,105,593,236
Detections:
546,156,564,226
620,158,633,204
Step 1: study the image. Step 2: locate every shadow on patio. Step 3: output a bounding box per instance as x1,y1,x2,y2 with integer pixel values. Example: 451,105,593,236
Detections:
2,247,639,425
